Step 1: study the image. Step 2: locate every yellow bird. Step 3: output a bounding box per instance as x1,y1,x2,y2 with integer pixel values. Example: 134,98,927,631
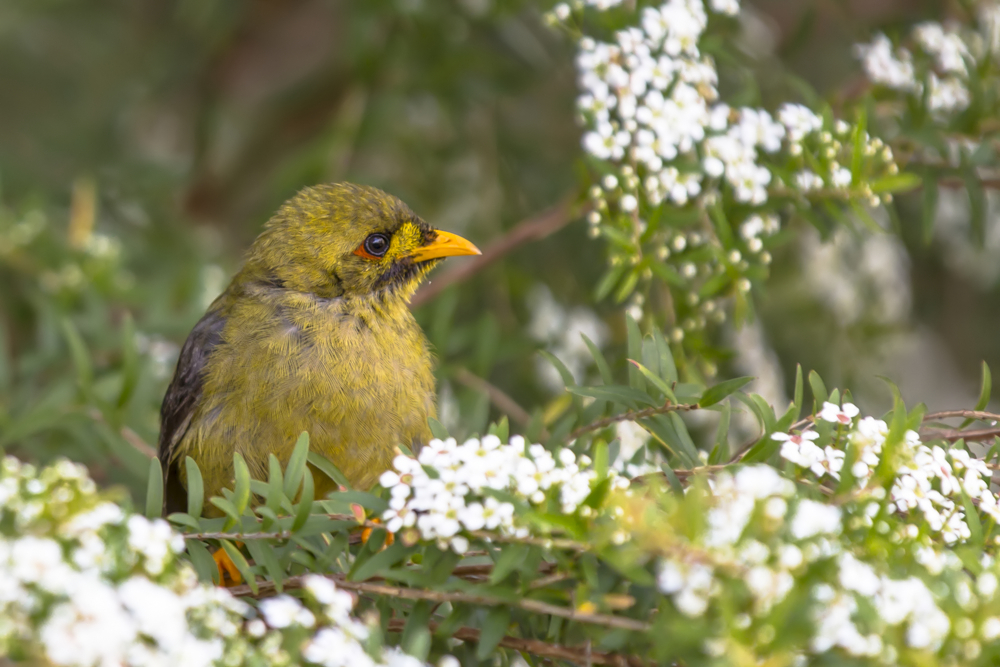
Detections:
158,182,480,517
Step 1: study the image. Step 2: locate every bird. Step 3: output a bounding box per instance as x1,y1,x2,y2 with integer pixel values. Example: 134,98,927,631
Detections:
157,182,481,521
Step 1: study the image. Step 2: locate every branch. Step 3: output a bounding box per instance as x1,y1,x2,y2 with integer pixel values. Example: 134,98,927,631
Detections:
569,401,698,440
921,426,1000,443
411,198,577,308
231,573,651,632
386,619,651,667
923,410,1000,423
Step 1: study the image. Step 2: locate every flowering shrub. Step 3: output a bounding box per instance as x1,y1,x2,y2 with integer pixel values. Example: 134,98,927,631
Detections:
5,1,1000,666
0,456,422,667
546,0,910,354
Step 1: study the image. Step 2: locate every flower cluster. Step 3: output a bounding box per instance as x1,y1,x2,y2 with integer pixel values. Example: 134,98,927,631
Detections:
379,435,632,551
856,7,1000,119
0,455,422,667
549,0,901,339
776,401,1000,545
650,461,969,661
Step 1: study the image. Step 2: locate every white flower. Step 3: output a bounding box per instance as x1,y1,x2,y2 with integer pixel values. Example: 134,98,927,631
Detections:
818,401,859,425
855,34,917,91
790,499,842,539
259,595,315,629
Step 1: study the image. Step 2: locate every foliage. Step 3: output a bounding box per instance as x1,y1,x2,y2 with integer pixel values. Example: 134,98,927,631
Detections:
5,0,1000,665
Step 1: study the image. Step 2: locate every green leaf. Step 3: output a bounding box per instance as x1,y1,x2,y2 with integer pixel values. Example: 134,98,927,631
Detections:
185,456,204,519
808,370,828,407
595,264,626,301
401,601,433,661
266,455,284,517
60,318,93,391
644,413,698,468
308,451,353,492
976,361,992,412
613,269,640,303
488,416,510,442
245,540,285,592
653,327,678,384
490,543,529,583
660,464,683,493
628,360,677,402
582,334,613,385
568,385,658,409
699,376,753,408
145,457,163,519
850,105,866,183
539,350,577,390
211,497,241,531
641,335,659,378
166,512,201,531
220,540,256,594
477,606,511,660
117,312,139,408
284,431,310,500
185,539,220,584
593,440,608,479
350,541,415,582
870,171,921,194
626,313,643,390
965,164,986,247
232,452,252,517
291,470,314,533
962,489,984,548
708,200,734,248
792,364,803,423
708,403,731,464
428,417,449,440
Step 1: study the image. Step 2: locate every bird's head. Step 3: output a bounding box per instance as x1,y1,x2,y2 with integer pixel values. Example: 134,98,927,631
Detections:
243,183,480,302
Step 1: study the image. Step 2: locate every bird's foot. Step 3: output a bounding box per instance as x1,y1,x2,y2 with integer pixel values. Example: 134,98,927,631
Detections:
214,546,243,586
361,518,395,548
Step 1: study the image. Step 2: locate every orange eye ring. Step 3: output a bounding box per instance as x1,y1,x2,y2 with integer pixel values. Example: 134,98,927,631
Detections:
354,233,391,260
353,246,382,260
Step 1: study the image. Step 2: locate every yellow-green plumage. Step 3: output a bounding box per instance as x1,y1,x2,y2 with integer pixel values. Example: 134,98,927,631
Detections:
158,183,479,513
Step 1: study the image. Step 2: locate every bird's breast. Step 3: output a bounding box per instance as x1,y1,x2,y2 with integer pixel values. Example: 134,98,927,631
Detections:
198,293,435,490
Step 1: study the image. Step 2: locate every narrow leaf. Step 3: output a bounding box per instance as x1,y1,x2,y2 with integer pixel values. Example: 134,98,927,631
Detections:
145,457,163,519
291,470,315,533
220,540,256,594
477,607,511,660
700,376,753,407
308,451,353,492
185,456,204,519
284,431,310,500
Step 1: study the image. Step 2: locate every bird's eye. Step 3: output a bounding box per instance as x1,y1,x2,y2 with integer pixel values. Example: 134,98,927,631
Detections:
357,233,390,259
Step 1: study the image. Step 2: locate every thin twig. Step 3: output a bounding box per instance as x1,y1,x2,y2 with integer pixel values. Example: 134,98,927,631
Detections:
232,573,651,632
89,408,157,459
452,367,536,429
411,198,577,308
185,531,291,541
922,427,1000,443
569,401,697,441
923,410,1000,423
385,619,651,667
467,530,589,552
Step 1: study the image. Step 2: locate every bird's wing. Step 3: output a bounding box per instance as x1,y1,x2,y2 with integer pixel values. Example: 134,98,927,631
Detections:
158,308,226,516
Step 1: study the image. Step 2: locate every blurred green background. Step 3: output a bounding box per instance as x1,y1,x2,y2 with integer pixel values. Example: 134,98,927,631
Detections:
0,0,994,498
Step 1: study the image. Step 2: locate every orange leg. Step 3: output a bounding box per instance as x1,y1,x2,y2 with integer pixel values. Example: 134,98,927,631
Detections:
213,545,243,586
361,518,395,548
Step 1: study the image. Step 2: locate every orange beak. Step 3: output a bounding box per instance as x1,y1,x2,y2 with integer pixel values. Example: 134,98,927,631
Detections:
407,230,481,262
